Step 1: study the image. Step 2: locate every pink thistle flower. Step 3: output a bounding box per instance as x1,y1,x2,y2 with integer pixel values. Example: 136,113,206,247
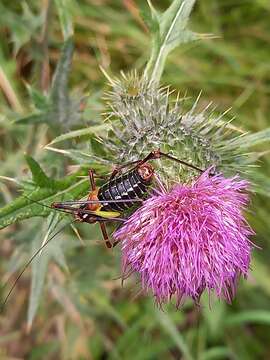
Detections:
114,170,255,307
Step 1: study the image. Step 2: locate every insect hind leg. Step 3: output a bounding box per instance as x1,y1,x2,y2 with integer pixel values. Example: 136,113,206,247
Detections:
99,222,112,248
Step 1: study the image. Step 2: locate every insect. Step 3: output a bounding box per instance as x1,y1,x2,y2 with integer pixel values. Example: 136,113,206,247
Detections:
1,149,204,309
52,149,204,248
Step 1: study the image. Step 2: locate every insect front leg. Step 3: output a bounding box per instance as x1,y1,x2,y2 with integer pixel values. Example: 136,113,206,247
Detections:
87,168,114,248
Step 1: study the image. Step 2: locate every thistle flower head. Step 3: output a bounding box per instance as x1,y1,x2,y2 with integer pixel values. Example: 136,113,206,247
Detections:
114,170,254,307
102,72,255,184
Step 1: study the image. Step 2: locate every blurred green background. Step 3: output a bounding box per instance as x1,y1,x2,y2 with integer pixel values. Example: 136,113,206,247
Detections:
0,0,270,359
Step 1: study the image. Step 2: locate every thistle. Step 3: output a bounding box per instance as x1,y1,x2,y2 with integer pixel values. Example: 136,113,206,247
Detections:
100,66,259,307
114,170,254,307
103,71,256,185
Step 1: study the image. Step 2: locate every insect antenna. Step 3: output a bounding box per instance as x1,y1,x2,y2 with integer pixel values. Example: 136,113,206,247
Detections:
159,151,204,173
0,220,74,311
52,199,144,205
21,195,75,215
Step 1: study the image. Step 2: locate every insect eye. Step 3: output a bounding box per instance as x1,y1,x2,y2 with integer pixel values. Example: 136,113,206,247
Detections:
138,164,154,181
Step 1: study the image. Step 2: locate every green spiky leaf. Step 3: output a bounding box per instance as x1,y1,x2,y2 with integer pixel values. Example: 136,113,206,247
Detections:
145,0,210,83
25,155,58,189
50,38,74,103
15,38,81,129
45,125,110,147
50,37,83,128
0,166,89,229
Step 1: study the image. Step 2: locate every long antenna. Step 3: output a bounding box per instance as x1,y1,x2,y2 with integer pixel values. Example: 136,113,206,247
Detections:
0,221,74,311
136,150,205,173
21,195,76,215
159,151,204,173
52,199,143,205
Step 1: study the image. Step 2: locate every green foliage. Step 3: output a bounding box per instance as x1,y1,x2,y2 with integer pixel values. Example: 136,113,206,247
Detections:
54,0,74,40
45,124,110,147
0,2,42,55
16,38,82,129
27,213,68,329
0,157,88,229
228,128,270,149
144,0,211,83
156,311,193,360
0,0,270,359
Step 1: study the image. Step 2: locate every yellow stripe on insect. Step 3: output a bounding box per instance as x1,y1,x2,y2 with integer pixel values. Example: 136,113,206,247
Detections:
94,210,121,218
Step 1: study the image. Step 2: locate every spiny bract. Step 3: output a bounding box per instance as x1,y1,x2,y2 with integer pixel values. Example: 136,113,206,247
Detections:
102,72,254,184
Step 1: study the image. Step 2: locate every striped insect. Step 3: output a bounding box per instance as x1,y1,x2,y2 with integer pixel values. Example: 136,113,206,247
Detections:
52,149,204,248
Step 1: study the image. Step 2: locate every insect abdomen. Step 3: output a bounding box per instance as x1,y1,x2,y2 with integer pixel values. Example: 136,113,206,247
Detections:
98,168,151,211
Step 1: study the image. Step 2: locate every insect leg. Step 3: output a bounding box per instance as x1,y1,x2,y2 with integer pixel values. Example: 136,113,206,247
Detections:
99,222,112,248
88,168,96,190
99,222,112,247
81,215,125,247
88,168,113,248
112,238,120,248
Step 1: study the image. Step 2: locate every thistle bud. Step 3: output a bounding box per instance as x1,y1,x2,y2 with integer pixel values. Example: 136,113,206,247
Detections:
103,73,251,184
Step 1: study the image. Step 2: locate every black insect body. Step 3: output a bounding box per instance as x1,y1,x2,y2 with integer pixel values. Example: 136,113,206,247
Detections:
53,149,204,248
98,164,153,212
